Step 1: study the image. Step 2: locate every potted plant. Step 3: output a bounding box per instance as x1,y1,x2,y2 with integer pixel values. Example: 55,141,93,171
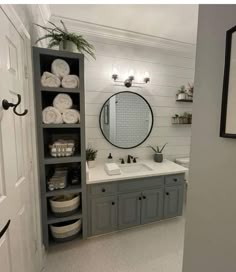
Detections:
177,85,186,100
186,82,194,100
35,20,96,59
172,114,179,124
147,143,167,163
86,148,98,168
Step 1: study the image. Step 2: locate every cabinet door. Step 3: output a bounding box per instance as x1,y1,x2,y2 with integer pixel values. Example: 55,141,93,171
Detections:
91,196,117,236
164,185,184,218
118,192,141,229
141,188,164,224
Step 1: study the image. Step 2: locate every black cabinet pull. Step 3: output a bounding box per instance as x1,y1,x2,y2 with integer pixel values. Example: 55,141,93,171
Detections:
166,192,169,196
139,197,142,200
112,202,115,205
0,220,10,239
143,196,146,199
102,188,106,192
174,178,178,182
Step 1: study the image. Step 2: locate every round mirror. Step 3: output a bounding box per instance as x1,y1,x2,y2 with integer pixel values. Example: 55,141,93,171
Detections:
99,91,154,149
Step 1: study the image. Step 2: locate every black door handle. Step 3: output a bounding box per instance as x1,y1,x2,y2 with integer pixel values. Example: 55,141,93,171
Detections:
0,220,11,239
143,196,146,199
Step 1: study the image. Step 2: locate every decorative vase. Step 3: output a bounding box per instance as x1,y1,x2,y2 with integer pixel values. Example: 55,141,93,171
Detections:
177,93,186,100
59,40,77,52
88,160,96,168
154,153,163,163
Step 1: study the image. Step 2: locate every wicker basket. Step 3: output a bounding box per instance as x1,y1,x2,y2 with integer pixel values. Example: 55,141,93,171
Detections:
49,140,75,157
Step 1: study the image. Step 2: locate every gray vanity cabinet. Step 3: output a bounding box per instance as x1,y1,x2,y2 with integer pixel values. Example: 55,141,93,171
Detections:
91,196,118,236
164,185,184,219
118,192,141,229
88,173,185,237
141,188,164,224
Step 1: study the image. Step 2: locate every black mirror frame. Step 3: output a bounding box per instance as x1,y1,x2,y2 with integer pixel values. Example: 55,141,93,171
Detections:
99,91,154,149
220,25,236,138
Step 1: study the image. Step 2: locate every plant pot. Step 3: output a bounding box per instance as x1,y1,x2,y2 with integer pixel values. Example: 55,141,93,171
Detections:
59,40,77,52
154,153,163,163
87,160,96,168
177,93,186,100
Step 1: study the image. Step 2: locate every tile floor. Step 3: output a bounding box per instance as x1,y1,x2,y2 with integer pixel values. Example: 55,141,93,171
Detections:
45,216,185,272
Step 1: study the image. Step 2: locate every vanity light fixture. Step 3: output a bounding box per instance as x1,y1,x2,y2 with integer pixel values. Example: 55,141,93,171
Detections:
111,68,150,88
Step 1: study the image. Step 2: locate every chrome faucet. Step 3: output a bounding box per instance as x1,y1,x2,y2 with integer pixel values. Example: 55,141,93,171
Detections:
127,155,133,163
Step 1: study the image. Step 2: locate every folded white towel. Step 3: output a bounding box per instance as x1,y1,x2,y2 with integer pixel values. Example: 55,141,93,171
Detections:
42,106,63,124
41,72,60,88
62,75,80,89
104,163,121,176
51,59,70,79
62,109,80,124
53,93,73,113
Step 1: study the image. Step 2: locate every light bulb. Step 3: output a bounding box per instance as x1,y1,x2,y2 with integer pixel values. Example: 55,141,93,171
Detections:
112,67,118,75
129,69,134,77
144,71,150,78
112,67,118,80
144,71,150,83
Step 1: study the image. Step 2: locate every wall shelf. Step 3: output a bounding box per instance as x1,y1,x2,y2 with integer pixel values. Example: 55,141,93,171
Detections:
46,185,82,197
44,155,82,165
41,86,81,94
176,99,193,103
33,47,87,248
47,209,82,225
42,124,81,129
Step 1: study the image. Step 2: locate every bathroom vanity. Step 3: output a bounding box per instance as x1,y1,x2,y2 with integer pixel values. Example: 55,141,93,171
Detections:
87,160,187,237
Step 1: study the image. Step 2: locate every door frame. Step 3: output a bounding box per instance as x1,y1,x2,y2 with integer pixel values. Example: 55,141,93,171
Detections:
1,5,44,272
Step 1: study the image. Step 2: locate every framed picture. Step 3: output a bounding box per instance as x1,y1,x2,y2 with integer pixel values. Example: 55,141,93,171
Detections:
220,25,236,138
104,104,109,125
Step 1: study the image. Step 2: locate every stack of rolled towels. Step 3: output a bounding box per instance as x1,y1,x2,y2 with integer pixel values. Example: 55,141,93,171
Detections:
41,58,79,89
42,93,80,124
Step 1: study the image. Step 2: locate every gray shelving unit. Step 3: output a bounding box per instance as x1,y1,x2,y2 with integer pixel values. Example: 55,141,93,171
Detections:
33,47,87,248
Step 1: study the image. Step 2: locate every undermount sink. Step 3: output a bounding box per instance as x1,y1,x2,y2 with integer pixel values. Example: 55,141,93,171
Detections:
120,163,153,174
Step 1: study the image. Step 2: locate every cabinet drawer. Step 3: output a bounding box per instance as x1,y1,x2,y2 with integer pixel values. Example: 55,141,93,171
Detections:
118,176,164,192
90,183,117,196
165,174,184,186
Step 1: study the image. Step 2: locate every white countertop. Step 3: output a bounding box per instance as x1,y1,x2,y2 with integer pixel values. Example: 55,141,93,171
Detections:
86,159,187,185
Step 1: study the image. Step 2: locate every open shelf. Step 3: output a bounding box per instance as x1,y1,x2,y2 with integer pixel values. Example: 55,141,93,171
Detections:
44,155,81,165
176,99,193,102
47,208,82,225
42,124,81,129
41,86,80,94
46,184,82,197
33,47,86,249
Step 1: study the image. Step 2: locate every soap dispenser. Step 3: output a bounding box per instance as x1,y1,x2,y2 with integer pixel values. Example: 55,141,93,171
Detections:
107,153,113,163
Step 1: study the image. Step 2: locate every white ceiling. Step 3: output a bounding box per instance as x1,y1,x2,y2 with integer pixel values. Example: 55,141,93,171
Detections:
49,4,198,44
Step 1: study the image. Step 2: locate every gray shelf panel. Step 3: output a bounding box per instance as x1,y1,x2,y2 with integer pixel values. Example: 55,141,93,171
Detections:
42,123,81,129
41,86,81,93
44,156,81,165
176,99,193,102
47,209,82,225
49,233,83,247
46,185,82,197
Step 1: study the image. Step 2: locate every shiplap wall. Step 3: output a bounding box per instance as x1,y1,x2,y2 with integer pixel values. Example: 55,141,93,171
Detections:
84,37,195,161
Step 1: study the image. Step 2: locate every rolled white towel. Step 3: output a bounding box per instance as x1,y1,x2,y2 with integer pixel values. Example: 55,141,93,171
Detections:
62,75,80,89
51,59,70,79
42,106,63,124
62,109,80,124
53,93,73,113
41,72,60,88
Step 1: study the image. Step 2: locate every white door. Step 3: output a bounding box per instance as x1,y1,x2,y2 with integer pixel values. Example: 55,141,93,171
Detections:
0,8,35,272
